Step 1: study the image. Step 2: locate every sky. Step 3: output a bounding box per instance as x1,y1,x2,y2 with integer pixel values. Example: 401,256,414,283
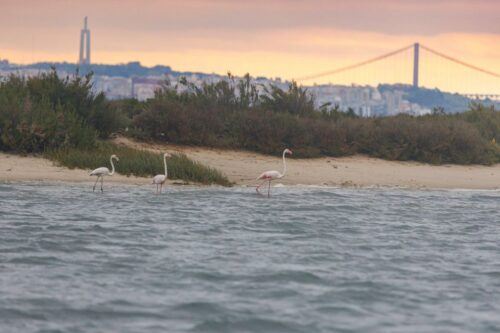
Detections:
1,0,499,93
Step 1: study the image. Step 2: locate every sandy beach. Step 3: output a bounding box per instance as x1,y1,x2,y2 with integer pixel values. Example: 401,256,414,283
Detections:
1,138,500,189
0,152,149,185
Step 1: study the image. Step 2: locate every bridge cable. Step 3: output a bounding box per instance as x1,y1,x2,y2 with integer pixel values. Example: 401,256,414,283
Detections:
420,44,500,79
295,44,414,82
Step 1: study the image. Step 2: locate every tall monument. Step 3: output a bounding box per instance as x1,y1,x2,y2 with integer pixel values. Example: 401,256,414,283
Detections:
79,17,91,65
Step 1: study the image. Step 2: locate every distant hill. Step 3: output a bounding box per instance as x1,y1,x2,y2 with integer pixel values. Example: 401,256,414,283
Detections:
1,60,217,79
378,84,497,114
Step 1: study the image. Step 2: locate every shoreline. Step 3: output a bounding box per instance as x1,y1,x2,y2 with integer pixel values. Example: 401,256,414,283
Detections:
2,174,499,192
2,139,500,190
2,179,500,193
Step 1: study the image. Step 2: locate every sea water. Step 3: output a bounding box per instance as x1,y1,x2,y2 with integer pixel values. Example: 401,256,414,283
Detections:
1,183,499,332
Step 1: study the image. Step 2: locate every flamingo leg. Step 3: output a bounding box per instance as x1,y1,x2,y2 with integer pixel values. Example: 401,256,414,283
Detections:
256,179,267,194
100,176,104,193
93,176,99,192
268,180,271,197
160,183,163,194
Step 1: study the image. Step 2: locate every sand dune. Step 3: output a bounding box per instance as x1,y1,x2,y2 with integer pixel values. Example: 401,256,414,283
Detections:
1,138,499,190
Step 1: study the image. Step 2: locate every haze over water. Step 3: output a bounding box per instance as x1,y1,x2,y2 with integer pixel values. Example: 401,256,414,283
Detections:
1,183,500,332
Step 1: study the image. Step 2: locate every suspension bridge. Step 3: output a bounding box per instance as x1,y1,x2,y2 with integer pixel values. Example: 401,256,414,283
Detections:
295,43,500,101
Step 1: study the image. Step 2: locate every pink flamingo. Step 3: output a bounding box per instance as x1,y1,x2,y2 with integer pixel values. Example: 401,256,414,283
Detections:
90,154,119,192
152,153,171,194
256,148,292,197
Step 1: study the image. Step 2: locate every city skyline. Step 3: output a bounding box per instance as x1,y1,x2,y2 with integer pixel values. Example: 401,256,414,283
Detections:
1,0,499,93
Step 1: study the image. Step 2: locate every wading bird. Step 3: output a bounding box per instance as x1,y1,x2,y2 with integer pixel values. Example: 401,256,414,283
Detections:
256,148,292,197
153,152,171,194
90,154,119,192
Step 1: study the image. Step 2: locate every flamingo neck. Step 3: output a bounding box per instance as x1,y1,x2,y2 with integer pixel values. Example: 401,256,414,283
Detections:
109,157,115,175
164,155,168,177
281,150,287,178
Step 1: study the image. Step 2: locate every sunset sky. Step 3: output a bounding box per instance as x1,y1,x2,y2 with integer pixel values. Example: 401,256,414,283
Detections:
1,0,499,93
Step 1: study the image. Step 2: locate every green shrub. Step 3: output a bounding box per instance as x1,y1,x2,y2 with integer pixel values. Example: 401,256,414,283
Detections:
459,103,500,143
261,81,316,116
0,70,125,153
3,70,499,166
130,87,499,164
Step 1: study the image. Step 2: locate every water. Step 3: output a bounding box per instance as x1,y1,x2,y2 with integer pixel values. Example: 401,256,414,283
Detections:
1,183,499,333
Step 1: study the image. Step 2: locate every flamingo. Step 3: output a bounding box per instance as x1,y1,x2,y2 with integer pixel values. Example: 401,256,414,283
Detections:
90,154,119,192
152,152,171,194
256,148,292,197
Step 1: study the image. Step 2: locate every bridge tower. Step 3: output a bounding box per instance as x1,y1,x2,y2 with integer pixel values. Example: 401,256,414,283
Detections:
413,42,419,88
79,17,91,65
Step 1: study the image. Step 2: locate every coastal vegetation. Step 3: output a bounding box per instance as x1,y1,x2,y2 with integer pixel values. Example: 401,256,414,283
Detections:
0,71,230,185
128,75,499,165
46,143,231,186
1,70,499,167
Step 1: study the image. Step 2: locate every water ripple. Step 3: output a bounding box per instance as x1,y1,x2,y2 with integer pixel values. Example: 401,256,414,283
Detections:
1,184,499,332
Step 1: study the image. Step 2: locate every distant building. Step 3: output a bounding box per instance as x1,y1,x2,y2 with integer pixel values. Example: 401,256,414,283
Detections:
92,76,131,100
